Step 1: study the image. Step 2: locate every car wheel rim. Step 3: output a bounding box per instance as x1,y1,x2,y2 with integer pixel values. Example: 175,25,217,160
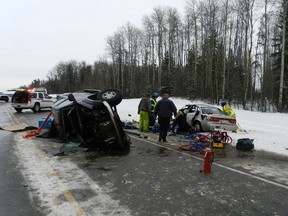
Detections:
102,91,116,100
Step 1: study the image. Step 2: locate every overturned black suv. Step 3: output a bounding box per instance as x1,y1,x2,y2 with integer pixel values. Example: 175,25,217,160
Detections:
51,89,130,151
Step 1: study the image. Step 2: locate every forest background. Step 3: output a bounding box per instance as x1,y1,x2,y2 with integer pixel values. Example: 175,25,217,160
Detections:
25,0,288,112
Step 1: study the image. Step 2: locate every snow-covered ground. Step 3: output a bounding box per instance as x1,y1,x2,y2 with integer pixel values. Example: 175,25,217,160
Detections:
117,97,288,157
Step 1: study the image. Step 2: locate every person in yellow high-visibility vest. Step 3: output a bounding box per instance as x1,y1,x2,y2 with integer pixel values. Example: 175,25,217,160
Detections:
221,101,236,118
149,92,159,130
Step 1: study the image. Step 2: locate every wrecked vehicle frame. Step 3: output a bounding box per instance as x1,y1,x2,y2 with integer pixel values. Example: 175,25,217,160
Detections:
51,89,130,151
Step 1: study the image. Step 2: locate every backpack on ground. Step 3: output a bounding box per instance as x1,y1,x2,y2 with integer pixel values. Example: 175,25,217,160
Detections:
236,138,254,151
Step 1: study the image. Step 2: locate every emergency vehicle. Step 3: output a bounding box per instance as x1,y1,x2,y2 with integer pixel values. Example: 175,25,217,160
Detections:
11,88,54,113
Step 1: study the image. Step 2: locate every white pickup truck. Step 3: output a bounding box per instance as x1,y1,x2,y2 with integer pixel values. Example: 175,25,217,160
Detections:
11,89,54,113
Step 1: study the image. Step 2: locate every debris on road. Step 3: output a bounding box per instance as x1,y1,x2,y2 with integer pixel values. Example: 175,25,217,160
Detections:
23,112,53,138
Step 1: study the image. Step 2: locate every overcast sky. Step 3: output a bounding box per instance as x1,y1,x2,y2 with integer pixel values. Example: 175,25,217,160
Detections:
0,0,187,91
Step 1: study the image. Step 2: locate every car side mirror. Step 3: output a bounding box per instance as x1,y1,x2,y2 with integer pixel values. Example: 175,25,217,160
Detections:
68,93,76,102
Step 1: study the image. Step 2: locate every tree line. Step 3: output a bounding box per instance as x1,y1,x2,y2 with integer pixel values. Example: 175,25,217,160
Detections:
28,0,288,112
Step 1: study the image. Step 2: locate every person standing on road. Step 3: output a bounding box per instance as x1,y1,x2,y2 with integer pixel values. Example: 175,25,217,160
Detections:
149,92,159,131
154,91,177,142
138,92,151,132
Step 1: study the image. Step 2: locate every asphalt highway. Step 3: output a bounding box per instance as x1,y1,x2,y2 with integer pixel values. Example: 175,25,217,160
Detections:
0,102,288,215
0,103,43,216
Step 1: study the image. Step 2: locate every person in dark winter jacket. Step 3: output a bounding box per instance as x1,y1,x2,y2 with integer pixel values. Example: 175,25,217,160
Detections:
172,109,193,134
154,92,177,142
138,93,151,132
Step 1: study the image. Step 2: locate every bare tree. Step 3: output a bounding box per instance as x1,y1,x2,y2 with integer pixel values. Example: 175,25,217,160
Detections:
278,0,287,111
105,30,126,92
142,15,157,88
164,7,181,85
151,7,166,87
221,0,230,100
123,23,142,97
185,0,200,99
38,0,288,112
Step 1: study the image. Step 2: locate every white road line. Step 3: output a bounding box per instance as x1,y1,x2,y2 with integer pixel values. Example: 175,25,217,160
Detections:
132,135,288,191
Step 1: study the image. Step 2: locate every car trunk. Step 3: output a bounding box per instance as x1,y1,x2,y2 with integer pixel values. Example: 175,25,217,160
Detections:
205,114,237,131
12,91,30,103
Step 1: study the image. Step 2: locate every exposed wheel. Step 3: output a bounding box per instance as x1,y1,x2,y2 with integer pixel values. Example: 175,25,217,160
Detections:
193,122,203,132
97,89,122,106
32,103,40,112
15,108,22,113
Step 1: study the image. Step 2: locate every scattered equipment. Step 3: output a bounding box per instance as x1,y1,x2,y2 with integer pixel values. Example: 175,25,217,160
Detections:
38,117,53,129
211,131,231,148
23,112,53,138
236,138,254,151
211,130,232,158
203,149,213,174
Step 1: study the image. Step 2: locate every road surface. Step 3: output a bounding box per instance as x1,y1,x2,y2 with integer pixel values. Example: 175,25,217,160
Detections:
0,102,288,215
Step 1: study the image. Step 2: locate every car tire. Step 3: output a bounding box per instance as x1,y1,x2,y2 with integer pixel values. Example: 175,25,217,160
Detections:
15,108,22,113
193,122,203,132
97,89,122,106
32,103,40,113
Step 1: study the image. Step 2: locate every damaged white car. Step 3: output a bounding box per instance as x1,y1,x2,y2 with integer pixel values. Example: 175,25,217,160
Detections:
180,104,237,132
